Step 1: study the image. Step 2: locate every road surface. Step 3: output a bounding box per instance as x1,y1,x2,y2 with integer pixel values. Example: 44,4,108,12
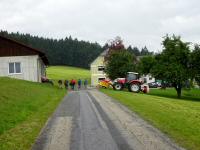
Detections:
32,89,184,150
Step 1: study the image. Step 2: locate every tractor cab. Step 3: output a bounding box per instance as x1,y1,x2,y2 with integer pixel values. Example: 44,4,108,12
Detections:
126,72,139,82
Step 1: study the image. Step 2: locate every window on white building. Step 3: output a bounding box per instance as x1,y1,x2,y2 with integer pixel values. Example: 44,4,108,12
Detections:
98,78,105,82
9,63,15,74
9,62,21,74
98,66,105,71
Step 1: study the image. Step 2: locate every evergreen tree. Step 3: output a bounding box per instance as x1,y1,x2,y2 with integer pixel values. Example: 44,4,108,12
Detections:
132,47,140,56
0,30,104,68
141,46,153,55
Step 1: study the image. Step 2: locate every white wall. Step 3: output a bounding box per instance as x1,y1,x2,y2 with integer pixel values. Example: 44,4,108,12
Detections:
140,74,155,84
0,55,42,82
90,56,107,86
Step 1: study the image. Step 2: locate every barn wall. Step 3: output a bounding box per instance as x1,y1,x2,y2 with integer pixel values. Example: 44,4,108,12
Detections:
0,55,41,82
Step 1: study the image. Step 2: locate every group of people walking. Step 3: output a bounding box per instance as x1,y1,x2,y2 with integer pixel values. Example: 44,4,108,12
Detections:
58,79,88,90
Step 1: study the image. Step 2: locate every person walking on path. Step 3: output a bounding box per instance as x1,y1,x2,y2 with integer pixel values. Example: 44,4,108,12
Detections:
84,79,88,89
58,80,63,89
73,79,77,90
78,79,82,90
64,80,69,90
70,79,73,90
70,79,76,90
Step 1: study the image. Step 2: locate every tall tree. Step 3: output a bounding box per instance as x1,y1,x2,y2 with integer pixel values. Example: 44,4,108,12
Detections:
190,44,200,83
105,36,125,61
127,46,140,56
151,35,190,98
132,47,140,56
105,51,136,80
137,56,155,75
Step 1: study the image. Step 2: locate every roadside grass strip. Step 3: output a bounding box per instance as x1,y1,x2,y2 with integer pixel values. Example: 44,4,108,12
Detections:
100,88,200,150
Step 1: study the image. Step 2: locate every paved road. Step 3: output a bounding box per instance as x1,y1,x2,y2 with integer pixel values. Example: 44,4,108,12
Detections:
32,89,184,150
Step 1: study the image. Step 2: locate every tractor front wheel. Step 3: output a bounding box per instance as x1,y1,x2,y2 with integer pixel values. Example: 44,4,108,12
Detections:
113,83,123,90
129,83,140,93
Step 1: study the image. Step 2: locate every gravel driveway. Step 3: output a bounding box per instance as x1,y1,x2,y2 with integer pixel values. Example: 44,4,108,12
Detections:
32,89,184,150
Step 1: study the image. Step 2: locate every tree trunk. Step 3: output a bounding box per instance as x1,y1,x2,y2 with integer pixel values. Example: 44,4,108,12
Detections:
177,87,182,98
161,80,166,89
175,83,182,98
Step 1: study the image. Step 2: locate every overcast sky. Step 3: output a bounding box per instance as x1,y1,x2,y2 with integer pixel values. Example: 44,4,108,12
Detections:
0,0,200,52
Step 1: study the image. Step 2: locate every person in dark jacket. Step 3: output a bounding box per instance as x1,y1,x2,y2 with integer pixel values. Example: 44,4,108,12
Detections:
70,79,73,90
64,80,69,89
78,79,82,90
84,79,88,89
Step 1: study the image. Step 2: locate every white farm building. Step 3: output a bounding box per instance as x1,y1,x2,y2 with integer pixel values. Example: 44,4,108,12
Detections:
90,50,108,86
0,36,49,82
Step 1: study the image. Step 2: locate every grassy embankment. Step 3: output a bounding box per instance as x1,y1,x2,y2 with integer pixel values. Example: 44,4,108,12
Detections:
0,77,65,150
100,88,200,150
46,66,91,85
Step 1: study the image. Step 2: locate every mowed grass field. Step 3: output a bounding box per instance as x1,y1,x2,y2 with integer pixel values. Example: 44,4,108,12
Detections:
149,88,200,101
100,88,200,150
0,77,65,150
46,66,90,84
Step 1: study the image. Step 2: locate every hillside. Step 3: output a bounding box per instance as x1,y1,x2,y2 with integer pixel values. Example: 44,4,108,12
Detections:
46,66,91,84
0,77,65,150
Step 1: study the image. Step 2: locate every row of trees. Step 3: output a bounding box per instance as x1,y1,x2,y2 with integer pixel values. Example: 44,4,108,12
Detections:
127,46,153,56
105,35,200,98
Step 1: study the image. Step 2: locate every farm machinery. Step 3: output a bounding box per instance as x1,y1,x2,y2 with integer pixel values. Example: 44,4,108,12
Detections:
99,72,149,93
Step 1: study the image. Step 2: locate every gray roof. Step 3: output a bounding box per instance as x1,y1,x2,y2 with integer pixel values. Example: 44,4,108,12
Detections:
100,48,109,56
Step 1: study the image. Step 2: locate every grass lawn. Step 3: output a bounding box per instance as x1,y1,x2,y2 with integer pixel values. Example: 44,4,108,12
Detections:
46,66,90,84
149,88,200,101
100,88,200,150
0,77,66,150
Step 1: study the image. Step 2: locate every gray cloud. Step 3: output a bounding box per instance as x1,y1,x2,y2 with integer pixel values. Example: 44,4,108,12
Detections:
0,0,200,51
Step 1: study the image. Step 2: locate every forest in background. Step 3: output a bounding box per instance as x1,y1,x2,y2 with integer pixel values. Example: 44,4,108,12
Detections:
0,30,153,68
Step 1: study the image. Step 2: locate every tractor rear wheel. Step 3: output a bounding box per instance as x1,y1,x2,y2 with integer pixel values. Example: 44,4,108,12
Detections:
113,83,123,90
129,83,140,93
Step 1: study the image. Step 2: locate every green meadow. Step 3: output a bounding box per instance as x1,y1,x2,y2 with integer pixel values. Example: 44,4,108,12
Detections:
46,66,90,84
100,88,200,150
0,77,65,150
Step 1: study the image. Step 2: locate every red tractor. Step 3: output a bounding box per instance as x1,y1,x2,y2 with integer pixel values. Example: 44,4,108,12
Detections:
113,72,142,93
